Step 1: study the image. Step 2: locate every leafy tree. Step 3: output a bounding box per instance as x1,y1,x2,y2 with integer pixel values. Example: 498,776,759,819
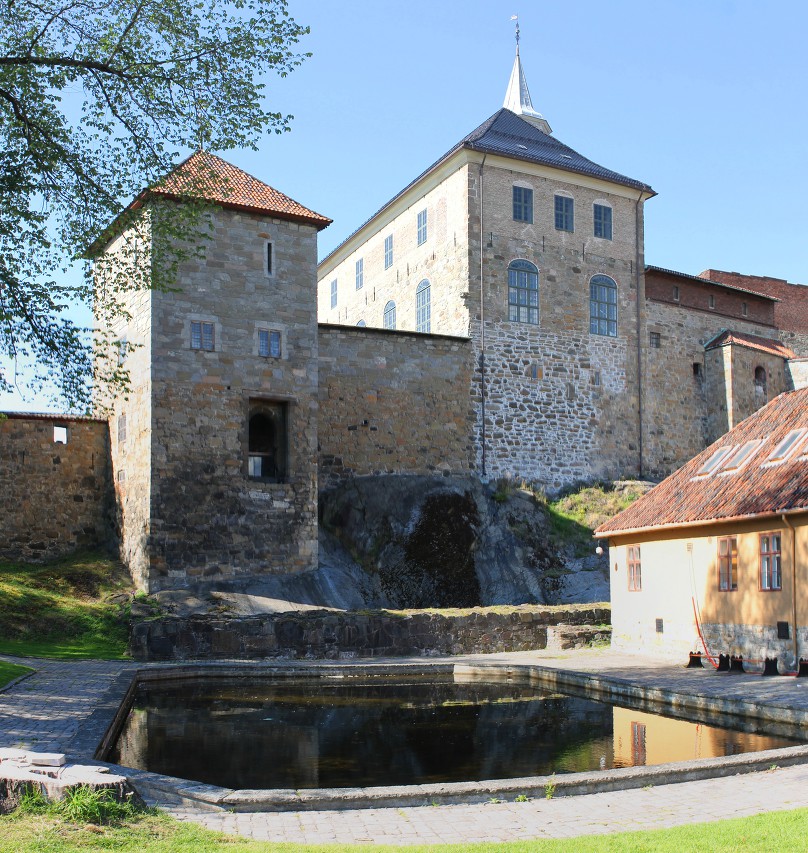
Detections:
0,0,309,410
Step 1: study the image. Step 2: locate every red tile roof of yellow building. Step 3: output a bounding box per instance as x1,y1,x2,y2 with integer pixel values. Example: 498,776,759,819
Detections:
705,330,795,359
133,150,331,229
595,388,808,537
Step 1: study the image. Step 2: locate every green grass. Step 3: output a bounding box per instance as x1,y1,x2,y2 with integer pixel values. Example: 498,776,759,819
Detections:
1,806,807,852
0,552,133,659
547,483,645,556
0,659,33,689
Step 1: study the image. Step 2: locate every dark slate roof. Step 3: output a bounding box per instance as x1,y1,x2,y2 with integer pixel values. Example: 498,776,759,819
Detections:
320,109,653,267
459,109,653,193
595,388,808,537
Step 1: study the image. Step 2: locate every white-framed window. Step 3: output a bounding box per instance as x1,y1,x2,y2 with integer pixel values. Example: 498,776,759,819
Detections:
265,241,274,277
593,203,612,240
384,235,393,269
258,329,282,358
191,320,215,351
416,279,431,333
53,425,68,444
766,429,808,465
590,275,617,337
513,186,533,223
760,533,782,591
383,300,396,329
330,279,338,309
417,208,428,245
554,195,574,231
508,260,539,324
356,258,364,290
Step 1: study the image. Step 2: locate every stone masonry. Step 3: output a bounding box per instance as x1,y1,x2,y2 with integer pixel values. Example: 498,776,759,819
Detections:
0,415,112,562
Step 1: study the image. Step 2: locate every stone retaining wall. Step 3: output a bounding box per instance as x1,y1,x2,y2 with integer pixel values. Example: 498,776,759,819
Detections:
130,605,610,661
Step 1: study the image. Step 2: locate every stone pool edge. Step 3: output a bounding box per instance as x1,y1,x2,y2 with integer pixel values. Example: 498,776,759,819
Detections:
86,659,808,812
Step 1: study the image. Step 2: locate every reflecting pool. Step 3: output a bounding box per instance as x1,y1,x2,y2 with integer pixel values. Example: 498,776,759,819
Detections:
107,675,803,789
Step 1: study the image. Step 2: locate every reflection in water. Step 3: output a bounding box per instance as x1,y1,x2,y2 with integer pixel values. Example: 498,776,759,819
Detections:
108,677,802,790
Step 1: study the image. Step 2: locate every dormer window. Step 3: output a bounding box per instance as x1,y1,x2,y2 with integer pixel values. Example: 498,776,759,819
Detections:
695,445,736,477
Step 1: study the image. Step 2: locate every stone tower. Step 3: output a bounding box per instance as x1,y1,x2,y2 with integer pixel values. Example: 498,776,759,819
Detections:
95,151,331,592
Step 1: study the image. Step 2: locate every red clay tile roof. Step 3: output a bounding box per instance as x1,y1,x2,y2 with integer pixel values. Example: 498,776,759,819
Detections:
700,270,808,334
595,388,808,536
134,150,331,229
705,330,795,359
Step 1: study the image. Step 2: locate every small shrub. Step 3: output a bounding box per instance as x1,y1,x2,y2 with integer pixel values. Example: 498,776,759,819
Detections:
514,794,530,802
544,775,556,800
54,786,139,825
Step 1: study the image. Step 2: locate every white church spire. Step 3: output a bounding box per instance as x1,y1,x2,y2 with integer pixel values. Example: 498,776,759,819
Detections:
503,17,552,135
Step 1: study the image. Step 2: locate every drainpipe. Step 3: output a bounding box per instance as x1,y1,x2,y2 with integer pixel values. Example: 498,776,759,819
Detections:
782,513,800,666
635,191,644,478
479,155,488,480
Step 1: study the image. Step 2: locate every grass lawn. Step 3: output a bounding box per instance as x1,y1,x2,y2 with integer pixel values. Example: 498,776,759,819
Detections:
0,659,33,689
0,552,133,659
1,807,808,852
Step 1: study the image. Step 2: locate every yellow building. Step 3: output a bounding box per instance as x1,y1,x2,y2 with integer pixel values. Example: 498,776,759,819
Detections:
596,388,808,671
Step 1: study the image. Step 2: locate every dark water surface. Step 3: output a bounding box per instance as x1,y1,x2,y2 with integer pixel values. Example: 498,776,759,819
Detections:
108,676,803,789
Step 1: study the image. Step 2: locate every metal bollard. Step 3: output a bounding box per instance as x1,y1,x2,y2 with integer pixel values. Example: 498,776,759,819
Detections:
716,653,730,672
729,655,745,673
687,651,704,668
762,657,780,676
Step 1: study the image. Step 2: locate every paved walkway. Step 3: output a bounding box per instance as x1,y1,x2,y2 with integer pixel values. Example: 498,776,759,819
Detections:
2,650,808,845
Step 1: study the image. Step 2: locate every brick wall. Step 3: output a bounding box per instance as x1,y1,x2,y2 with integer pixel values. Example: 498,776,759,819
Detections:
317,325,474,486
0,415,112,561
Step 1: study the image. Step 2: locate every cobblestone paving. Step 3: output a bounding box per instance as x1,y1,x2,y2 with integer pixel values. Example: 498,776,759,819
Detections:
2,650,808,845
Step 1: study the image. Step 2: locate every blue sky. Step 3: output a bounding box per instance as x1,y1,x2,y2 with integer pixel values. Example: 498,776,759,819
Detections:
3,0,807,411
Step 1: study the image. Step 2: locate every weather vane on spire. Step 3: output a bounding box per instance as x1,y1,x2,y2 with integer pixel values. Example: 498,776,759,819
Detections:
511,14,520,51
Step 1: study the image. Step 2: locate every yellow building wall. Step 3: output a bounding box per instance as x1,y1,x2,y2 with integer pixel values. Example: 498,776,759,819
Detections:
608,513,808,669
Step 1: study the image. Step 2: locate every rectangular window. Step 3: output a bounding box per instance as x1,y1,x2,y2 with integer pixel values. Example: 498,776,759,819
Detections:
649,331,661,348
417,208,428,245
718,537,738,591
330,279,337,309
384,234,393,269
265,241,273,277
512,186,533,223
742,301,748,317
53,425,68,444
760,533,782,591
191,321,215,351
708,294,715,309
554,195,574,232
248,401,288,483
355,258,364,290
117,414,127,445
593,204,612,239
258,329,281,358
673,285,680,302
766,428,808,464
628,545,642,591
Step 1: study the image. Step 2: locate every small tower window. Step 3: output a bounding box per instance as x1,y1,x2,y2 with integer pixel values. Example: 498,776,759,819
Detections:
330,279,337,309
754,366,767,397
265,241,273,277
248,402,287,482
53,425,68,444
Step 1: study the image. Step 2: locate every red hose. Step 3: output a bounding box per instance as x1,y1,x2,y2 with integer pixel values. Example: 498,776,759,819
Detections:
691,597,718,668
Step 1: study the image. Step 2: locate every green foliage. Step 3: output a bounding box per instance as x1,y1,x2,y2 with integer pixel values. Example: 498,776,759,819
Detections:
0,0,309,409
0,552,132,658
544,775,556,799
514,794,530,802
547,482,645,556
54,786,140,825
0,659,33,689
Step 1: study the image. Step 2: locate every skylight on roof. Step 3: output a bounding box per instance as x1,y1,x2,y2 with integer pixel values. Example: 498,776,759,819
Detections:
695,445,736,477
765,428,808,465
719,440,764,474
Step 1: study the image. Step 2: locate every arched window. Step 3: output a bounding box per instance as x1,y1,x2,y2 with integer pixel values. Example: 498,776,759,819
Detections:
356,319,366,327
248,403,287,482
416,280,431,333
590,275,617,337
383,300,396,330
754,366,767,397
508,260,539,324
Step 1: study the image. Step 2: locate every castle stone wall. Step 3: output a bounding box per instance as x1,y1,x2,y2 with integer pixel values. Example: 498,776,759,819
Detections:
0,415,112,561
468,159,646,487
318,325,474,486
